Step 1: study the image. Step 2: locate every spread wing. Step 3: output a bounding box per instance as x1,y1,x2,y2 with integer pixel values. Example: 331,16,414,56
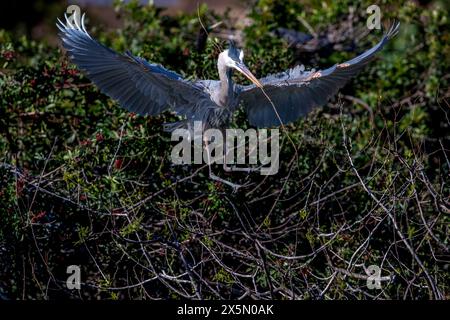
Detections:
57,13,209,116
239,21,400,127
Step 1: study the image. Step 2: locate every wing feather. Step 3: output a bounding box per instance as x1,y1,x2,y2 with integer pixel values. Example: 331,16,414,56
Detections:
239,21,400,127
57,13,208,116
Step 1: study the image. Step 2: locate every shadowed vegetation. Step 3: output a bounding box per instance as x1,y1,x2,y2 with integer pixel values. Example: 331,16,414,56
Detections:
0,0,449,299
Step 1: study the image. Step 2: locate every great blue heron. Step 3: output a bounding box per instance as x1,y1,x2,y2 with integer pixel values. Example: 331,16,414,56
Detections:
57,12,399,188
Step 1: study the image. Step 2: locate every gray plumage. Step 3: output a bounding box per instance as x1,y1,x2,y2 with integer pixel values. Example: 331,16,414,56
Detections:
241,22,399,127
57,13,399,130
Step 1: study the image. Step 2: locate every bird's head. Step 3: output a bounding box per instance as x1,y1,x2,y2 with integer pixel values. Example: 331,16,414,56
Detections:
219,41,263,88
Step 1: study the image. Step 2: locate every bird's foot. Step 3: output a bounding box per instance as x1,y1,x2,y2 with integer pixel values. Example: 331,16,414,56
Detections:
209,173,248,192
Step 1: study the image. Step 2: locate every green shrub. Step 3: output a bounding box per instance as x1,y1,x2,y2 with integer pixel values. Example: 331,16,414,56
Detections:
0,0,448,299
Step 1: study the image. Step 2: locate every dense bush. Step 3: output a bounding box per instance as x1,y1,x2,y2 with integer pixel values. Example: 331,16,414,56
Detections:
0,0,448,299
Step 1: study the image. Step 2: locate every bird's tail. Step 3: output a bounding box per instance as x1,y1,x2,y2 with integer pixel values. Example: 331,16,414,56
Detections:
163,120,189,133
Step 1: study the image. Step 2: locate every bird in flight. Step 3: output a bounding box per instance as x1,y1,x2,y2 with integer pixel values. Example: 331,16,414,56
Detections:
57,12,399,188
57,12,399,129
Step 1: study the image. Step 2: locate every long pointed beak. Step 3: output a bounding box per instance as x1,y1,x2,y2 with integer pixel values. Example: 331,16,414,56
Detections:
235,63,263,88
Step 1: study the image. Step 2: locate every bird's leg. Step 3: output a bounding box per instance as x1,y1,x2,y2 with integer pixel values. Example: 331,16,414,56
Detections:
222,130,261,173
204,136,244,192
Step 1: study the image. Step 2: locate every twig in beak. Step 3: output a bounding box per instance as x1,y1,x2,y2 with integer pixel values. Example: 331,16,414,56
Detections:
235,63,263,88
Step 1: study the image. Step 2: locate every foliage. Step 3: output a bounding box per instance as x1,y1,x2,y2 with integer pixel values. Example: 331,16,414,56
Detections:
0,0,449,299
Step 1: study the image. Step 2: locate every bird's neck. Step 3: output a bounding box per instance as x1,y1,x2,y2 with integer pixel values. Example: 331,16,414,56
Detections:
217,62,234,107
